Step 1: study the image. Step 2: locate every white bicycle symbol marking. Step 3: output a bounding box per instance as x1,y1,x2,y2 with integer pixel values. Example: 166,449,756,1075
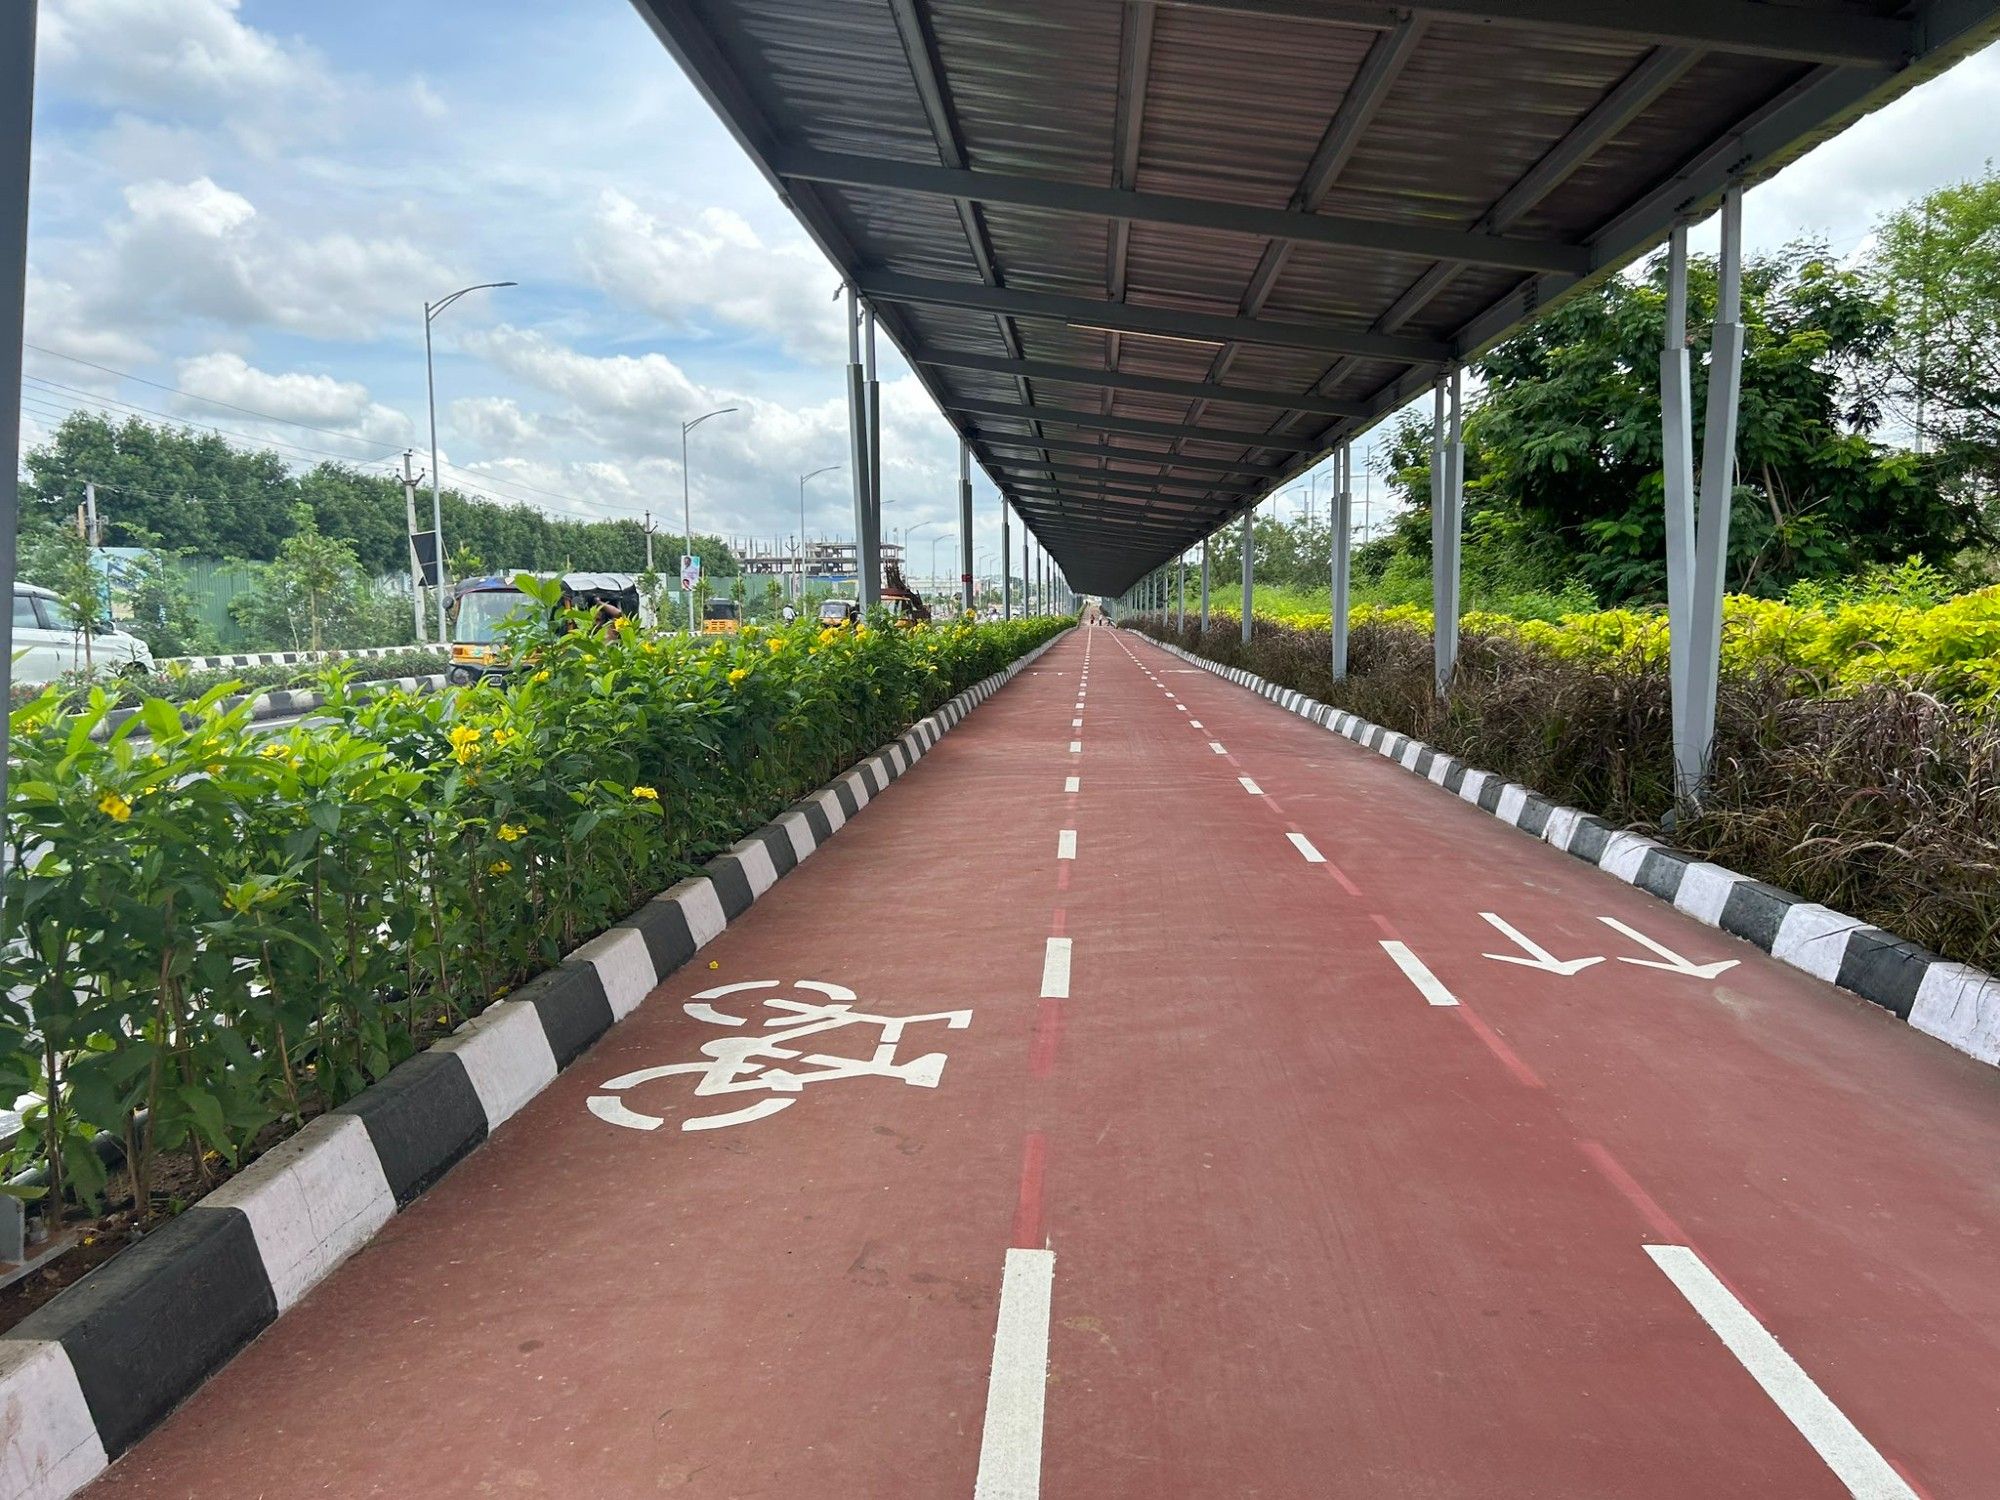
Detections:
587,978,973,1133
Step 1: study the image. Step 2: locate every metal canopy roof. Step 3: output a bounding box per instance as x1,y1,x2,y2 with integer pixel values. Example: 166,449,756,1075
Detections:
633,0,2000,596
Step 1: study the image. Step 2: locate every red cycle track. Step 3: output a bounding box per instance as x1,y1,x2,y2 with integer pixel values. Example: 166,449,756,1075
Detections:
86,624,2000,1499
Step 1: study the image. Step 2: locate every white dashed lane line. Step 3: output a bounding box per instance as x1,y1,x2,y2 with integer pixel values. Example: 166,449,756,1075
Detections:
1285,831,1324,863
973,1247,1057,1500
1068,740,1082,754
1064,776,1080,793
1380,940,1459,1006
1239,777,1263,795
1041,937,1072,999
1057,830,1077,861
1641,1246,1918,1500
1209,742,1228,755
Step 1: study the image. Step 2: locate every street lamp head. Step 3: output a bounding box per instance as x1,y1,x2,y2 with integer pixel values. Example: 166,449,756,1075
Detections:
684,406,739,436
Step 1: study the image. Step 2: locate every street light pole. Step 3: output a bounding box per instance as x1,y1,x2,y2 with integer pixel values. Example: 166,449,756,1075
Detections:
930,530,954,589
798,463,840,602
681,406,738,633
424,280,514,642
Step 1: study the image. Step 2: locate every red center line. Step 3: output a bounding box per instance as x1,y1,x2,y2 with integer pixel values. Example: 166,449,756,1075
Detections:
1029,997,1064,1079
1050,906,1067,936
1010,1131,1048,1249
1452,1005,1546,1089
1370,912,1402,941
1056,865,1071,892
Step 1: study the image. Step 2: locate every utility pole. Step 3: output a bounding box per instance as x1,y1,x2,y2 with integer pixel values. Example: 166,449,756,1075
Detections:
402,450,426,641
643,509,656,573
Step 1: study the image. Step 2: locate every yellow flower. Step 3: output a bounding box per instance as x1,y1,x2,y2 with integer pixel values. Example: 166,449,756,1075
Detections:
487,859,512,876
631,785,660,801
97,791,132,822
448,724,483,765
489,726,516,748
726,667,750,686
767,638,784,654
206,763,223,776
260,742,288,759
532,669,551,684
498,823,526,842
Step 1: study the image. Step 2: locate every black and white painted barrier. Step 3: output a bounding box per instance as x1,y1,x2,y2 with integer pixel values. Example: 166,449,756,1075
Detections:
0,630,1067,1500
1144,634,1999,1072
93,674,447,741
159,645,422,672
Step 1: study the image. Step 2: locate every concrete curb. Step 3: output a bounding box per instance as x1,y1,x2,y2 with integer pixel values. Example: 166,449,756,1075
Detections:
0,631,1068,1500
159,645,417,672
1142,633,2000,1072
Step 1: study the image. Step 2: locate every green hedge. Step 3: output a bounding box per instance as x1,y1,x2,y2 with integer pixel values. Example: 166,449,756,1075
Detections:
2,609,1069,1219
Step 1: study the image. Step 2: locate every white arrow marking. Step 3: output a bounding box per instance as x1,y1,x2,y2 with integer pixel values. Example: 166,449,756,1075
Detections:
1478,912,1604,975
1600,916,1740,978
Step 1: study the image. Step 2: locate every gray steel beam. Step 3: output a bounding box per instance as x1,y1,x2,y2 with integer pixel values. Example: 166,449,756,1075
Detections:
779,148,1588,276
883,0,1046,461
860,272,1450,365
974,430,1282,475
1002,476,1233,507
981,456,1264,494
1,1,35,827
1126,0,1910,66
911,348,1369,417
947,396,1317,453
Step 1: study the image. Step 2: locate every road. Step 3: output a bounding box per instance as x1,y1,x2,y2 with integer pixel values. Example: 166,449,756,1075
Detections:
84,624,2000,1498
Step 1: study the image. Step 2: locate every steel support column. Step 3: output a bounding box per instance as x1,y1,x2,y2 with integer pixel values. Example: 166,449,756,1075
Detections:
861,306,882,608
1432,370,1464,692
1331,441,1354,681
1683,186,1747,795
1176,551,1186,631
958,441,974,613
1240,510,1254,644
845,289,869,609
0,1,36,833
1001,500,1012,620
1021,527,1029,619
1660,222,1697,786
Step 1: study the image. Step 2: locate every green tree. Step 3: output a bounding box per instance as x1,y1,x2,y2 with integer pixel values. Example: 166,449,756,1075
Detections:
229,505,411,652
18,517,108,671
1868,167,2000,562
1368,242,1979,604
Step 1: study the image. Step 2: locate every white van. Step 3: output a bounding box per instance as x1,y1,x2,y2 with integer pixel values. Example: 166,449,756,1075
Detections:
11,582,155,686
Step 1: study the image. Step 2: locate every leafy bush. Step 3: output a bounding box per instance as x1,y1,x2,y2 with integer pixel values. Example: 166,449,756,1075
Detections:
1,606,1068,1220
1212,578,2000,712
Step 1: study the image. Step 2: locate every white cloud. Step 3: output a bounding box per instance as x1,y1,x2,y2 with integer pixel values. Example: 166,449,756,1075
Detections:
173,352,410,449
46,177,456,343
38,0,335,117
580,191,843,359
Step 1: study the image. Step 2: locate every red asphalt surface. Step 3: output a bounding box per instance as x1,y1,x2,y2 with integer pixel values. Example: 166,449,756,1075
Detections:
89,625,2000,1498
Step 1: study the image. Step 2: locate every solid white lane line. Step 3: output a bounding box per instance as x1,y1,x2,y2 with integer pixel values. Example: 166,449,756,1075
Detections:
1642,1246,1917,1500
1041,937,1072,999
1286,831,1325,863
1209,741,1228,754
1056,829,1077,860
973,1247,1057,1500
1239,777,1263,795
1063,776,1080,793
1068,740,1082,754
1380,940,1459,1006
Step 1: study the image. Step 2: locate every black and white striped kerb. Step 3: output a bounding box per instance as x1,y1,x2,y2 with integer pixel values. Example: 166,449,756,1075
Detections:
159,644,418,672
1143,634,1999,1072
0,632,1068,1500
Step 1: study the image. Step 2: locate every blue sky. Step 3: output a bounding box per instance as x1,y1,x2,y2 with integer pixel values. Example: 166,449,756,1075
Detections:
20,0,2000,574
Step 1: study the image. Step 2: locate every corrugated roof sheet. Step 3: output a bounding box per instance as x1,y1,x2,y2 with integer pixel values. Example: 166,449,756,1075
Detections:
634,0,2000,594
